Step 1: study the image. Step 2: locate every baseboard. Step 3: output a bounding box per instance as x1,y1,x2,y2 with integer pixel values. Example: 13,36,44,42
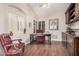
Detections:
51,40,62,42
25,41,30,45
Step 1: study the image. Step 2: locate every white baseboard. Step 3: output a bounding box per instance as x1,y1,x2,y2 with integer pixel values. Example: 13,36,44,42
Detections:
25,41,30,45
51,40,62,42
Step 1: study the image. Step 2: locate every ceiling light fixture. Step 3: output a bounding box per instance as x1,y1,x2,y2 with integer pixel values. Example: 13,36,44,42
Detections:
39,3,50,8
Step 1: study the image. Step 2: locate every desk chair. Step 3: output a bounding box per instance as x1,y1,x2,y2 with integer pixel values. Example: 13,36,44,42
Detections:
36,30,45,43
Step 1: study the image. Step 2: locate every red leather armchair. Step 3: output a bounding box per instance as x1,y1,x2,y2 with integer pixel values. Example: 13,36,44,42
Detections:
0,33,25,56
36,30,45,43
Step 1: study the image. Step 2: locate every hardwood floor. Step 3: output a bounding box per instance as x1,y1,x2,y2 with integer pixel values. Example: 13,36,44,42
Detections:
23,41,69,56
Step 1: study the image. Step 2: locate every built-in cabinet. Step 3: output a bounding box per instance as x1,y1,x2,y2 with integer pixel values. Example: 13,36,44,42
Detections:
63,3,79,56
62,32,79,56
65,3,79,24
75,4,79,16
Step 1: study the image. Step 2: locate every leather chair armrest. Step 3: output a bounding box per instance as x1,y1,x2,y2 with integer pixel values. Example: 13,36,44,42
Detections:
5,44,14,47
12,39,22,43
12,39,22,41
5,44,19,50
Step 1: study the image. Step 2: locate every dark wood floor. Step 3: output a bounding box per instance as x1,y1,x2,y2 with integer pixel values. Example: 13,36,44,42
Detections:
23,41,69,56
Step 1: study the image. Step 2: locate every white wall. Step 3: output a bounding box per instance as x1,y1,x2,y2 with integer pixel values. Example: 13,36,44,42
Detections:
49,12,66,41
0,3,8,56
0,3,68,43
0,3,37,55
37,12,66,41
0,4,8,34
6,3,37,44
0,3,67,55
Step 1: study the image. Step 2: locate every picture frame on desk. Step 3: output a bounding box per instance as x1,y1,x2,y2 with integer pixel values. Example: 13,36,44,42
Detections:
49,18,59,30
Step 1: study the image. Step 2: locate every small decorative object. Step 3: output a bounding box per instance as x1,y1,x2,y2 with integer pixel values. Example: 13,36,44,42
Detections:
24,28,26,34
49,18,58,30
10,31,13,36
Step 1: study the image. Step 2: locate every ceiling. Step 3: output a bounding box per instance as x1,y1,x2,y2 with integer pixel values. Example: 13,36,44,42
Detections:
28,3,70,18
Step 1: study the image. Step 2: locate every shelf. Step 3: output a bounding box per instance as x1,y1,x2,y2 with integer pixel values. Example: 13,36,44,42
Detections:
69,3,75,11
70,13,75,19
70,9,75,16
70,8,75,13
69,17,79,24
65,3,79,24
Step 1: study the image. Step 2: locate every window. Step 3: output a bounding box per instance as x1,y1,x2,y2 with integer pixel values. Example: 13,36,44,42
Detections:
8,6,26,34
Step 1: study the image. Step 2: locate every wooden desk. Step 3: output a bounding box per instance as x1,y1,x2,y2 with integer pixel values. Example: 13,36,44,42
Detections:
44,34,51,45
30,33,51,45
30,34,36,44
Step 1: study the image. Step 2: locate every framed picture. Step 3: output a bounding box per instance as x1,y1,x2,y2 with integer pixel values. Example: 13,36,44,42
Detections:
49,18,58,30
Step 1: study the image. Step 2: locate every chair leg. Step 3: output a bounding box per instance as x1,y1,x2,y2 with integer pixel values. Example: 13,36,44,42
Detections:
23,45,25,52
